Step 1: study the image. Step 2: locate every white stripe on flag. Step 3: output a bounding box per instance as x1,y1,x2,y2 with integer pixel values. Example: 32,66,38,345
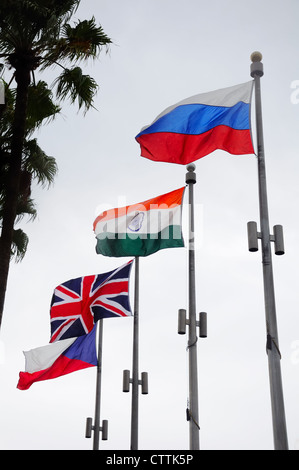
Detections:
24,337,76,373
94,205,182,236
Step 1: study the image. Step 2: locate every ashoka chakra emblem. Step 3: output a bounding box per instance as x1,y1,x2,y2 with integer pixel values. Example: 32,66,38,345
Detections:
128,212,144,232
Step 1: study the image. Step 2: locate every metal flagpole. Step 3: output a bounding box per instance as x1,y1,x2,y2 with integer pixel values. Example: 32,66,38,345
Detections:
85,319,108,448
93,319,104,450
131,255,139,450
186,164,200,450
178,165,207,449
122,257,148,449
250,51,288,450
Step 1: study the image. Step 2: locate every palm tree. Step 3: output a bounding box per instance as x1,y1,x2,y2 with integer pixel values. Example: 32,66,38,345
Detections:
0,0,111,328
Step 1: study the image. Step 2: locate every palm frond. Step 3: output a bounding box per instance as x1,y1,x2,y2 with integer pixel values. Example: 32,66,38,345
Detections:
0,194,37,224
0,0,82,66
53,66,98,112
0,81,60,138
22,138,58,187
10,228,29,262
63,17,112,59
25,81,61,133
14,196,37,223
41,17,111,68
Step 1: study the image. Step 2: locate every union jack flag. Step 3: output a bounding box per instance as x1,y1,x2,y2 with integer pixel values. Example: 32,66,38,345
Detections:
49,261,133,342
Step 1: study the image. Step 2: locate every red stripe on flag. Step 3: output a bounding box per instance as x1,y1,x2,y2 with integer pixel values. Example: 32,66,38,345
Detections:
136,126,254,165
17,355,94,390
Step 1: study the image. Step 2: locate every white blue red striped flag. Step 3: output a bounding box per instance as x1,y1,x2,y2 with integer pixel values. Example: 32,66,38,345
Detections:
135,81,254,165
17,326,98,390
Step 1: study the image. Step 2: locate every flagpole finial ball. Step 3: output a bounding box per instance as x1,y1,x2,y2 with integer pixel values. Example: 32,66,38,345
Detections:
186,163,196,184
251,51,262,62
186,163,196,172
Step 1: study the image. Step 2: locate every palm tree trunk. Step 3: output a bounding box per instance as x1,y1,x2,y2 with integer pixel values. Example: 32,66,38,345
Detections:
0,66,30,329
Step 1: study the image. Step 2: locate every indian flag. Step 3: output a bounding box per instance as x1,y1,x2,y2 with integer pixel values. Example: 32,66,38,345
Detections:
93,187,185,257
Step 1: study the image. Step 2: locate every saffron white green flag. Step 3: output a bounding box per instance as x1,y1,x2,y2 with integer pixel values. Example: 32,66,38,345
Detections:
93,187,185,257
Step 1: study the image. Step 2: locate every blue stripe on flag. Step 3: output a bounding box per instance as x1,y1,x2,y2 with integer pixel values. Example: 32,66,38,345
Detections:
137,101,250,137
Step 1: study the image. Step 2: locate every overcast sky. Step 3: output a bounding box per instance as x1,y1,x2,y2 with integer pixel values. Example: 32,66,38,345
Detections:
1,0,299,451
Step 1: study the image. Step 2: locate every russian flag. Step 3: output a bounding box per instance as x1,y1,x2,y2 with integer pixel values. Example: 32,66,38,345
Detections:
17,326,98,390
135,81,255,165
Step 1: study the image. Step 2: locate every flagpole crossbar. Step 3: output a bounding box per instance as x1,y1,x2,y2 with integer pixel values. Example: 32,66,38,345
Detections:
247,221,285,255
85,416,108,441
178,309,207,339
85,319,108,450
122,369,149,395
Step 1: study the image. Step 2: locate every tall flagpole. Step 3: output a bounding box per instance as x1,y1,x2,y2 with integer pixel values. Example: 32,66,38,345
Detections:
250,51,288,450
93,319,104,450
85,319,108,448
186,164,200,450
131,255,139,450
178,165,207,449
122,257,148,450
